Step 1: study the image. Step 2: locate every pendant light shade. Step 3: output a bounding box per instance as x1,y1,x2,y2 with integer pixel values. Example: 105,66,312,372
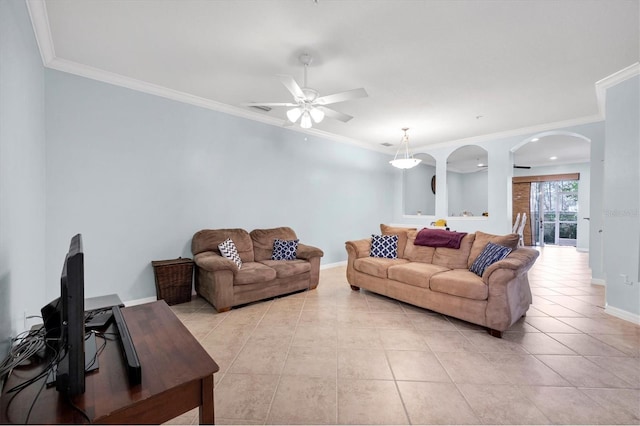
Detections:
390,128,421,169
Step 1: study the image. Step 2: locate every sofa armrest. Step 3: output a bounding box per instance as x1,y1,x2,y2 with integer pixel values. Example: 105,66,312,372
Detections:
482,247,539,284
296,243,324,260
194,251,239,273
345,238,372,287
483,247,539,332
345,238,372,259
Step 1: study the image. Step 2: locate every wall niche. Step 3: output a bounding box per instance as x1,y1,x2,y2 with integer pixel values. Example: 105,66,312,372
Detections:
447,145,488,217
403,153,437,216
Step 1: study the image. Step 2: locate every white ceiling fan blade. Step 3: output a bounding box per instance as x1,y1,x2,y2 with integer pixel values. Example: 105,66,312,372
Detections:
316,106,353,123
314,88,368,105
277,74,305,101
243,102,298,107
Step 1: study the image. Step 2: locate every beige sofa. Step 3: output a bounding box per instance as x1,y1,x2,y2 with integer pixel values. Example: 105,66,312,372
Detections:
345,225,539,337
192,227,323,312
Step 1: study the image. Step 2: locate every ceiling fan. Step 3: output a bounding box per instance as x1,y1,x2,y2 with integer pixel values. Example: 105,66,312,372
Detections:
244,54,368,129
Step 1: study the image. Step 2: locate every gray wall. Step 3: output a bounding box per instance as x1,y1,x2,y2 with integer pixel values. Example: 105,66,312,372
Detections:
403,163,435,216
448,170,488,217
0,0,47,354
588,126,606,282
603,75,639,317
44,70,395,303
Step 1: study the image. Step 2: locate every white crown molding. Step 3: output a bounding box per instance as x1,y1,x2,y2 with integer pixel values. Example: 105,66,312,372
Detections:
595,62,640,118
412,114,603,153
26,0,635,159
48,57,285,124
48,57,392,153
26,0,55,65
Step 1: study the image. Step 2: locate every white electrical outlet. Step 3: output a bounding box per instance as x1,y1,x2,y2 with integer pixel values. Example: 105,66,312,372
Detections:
620,273,634,286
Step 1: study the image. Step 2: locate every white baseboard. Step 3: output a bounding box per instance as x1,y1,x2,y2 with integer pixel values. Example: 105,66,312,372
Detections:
591,278,606,286
124,296,157,307
126,263,346,306
321,261,347,269
576,247,589,253
605,304,640,325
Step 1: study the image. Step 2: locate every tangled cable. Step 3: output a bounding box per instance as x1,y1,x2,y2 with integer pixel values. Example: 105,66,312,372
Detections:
0,327,47,380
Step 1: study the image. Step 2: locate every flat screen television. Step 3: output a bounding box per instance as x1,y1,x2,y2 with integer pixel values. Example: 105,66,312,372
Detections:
41,233,86,396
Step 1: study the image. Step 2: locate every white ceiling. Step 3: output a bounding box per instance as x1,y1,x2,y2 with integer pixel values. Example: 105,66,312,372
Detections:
35,0,639,164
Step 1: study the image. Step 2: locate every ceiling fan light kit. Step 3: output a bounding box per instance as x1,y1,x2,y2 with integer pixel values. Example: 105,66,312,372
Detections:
300,111,313,129
390,128,422,169
245,53,368,129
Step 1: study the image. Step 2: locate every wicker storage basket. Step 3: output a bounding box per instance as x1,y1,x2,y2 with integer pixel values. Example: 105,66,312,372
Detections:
151,258,193,305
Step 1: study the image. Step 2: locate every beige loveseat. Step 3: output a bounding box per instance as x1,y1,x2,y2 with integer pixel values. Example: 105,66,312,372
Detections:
192,227,323,312
345,225,539,337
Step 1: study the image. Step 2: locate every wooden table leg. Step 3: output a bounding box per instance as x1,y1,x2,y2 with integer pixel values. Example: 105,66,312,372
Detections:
199,375,214,424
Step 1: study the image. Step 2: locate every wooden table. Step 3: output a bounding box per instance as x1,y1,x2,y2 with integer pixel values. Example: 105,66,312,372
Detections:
0,300,219,424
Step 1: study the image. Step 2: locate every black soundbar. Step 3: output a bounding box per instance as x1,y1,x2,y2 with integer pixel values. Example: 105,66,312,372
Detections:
112,306,142,385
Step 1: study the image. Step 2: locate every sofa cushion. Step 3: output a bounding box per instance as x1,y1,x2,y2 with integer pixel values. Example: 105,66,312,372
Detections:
467,231,519,268
192,228,254,263
469,242,512,276
388,262,450,289
370,234,398,258
218,238,242,268
403,230,436,263
432,233,476,269
250,227,298,261
272,238,299,260
380,224,416,259
354,257,409,278
234,261,277,285
259,259,310,278
429,269,488,300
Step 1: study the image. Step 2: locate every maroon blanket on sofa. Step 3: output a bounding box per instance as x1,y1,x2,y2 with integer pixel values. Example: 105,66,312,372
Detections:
414,228,468,249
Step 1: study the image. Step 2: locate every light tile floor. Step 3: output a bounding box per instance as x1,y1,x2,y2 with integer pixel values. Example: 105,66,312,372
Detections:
166,246,640,425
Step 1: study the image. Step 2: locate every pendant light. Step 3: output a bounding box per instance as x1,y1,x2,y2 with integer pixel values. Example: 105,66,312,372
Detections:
389,128,421,169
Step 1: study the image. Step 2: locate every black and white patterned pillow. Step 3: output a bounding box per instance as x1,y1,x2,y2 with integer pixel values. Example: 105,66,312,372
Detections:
272,238,299,260
370,234,398,259
218,238,242,268
469,242,511,276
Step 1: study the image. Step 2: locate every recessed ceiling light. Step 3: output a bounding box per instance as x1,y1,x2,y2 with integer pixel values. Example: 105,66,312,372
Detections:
531,138,539,142
550,156,558,160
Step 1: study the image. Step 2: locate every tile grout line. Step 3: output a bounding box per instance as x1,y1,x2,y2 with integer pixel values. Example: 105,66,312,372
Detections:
262,293,306,425
175,246,640,425
212,298,274,421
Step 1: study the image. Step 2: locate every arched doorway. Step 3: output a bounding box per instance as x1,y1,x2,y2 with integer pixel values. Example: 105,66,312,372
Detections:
511,132,590,246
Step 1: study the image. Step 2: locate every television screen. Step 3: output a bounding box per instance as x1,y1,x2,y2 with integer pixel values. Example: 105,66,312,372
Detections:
41,234,86,396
